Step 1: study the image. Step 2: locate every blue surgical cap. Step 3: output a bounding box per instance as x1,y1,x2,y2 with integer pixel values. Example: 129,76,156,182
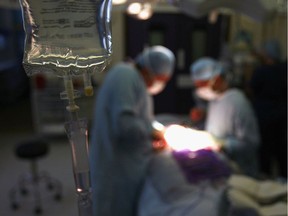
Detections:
190,57,222,81
262,40,281,61
136,46,175,76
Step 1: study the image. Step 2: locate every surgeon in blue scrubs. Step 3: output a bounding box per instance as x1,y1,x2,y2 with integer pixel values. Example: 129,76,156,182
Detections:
190,57,260,178
89,46,175,216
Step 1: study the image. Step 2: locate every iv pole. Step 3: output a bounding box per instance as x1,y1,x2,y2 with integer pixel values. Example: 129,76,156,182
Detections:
18,0,113,214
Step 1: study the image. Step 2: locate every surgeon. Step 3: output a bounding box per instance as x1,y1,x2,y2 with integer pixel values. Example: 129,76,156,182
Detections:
89,46,175,216
190,57,260,178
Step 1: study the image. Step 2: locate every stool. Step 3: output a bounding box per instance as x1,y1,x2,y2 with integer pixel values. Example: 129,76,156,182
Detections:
9,138,62,215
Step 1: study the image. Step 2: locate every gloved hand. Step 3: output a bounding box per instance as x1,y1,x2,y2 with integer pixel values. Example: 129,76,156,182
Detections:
151,129,168,152
189,107,206,123
152,129,164,141
152,140,168,152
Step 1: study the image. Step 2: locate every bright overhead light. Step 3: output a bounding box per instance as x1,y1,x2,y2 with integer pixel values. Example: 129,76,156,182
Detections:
137,3,153,20
112,0,127,5
127,2,142,15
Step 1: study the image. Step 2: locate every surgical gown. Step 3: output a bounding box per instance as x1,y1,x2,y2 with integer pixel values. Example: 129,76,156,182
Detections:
205,89,260,177
89,63,154,216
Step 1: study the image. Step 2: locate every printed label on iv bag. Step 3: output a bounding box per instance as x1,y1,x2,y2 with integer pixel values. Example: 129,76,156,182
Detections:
20,0,112,77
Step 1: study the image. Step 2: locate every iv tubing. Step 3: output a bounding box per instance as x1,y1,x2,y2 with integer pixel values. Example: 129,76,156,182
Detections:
83,72,94,97
64,75,79,112
62,73,93,216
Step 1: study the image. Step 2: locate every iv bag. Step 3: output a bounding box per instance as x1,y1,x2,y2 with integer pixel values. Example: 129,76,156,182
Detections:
19,0,112,77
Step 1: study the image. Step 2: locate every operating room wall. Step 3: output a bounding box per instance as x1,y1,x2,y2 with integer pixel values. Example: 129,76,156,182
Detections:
0,8,28,106
110,11,287,65
229,14,287,60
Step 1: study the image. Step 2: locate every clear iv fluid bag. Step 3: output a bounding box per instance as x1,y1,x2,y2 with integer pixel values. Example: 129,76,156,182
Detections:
19,0,112,77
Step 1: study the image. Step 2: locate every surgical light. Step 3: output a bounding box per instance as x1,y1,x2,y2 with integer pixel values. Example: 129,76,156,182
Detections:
112,0,127,5
126,0,158,20
137,3,153,20
127,2,142,15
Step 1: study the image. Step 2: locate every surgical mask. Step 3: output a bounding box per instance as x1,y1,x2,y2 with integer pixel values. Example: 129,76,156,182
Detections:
148,81,166,95
196,87,220,101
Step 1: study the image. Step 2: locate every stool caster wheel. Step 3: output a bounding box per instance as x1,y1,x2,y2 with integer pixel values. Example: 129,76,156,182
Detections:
54,193,62,201
34,207,42,215
20,188,28,195
11,202,19,210
47,183,54,191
